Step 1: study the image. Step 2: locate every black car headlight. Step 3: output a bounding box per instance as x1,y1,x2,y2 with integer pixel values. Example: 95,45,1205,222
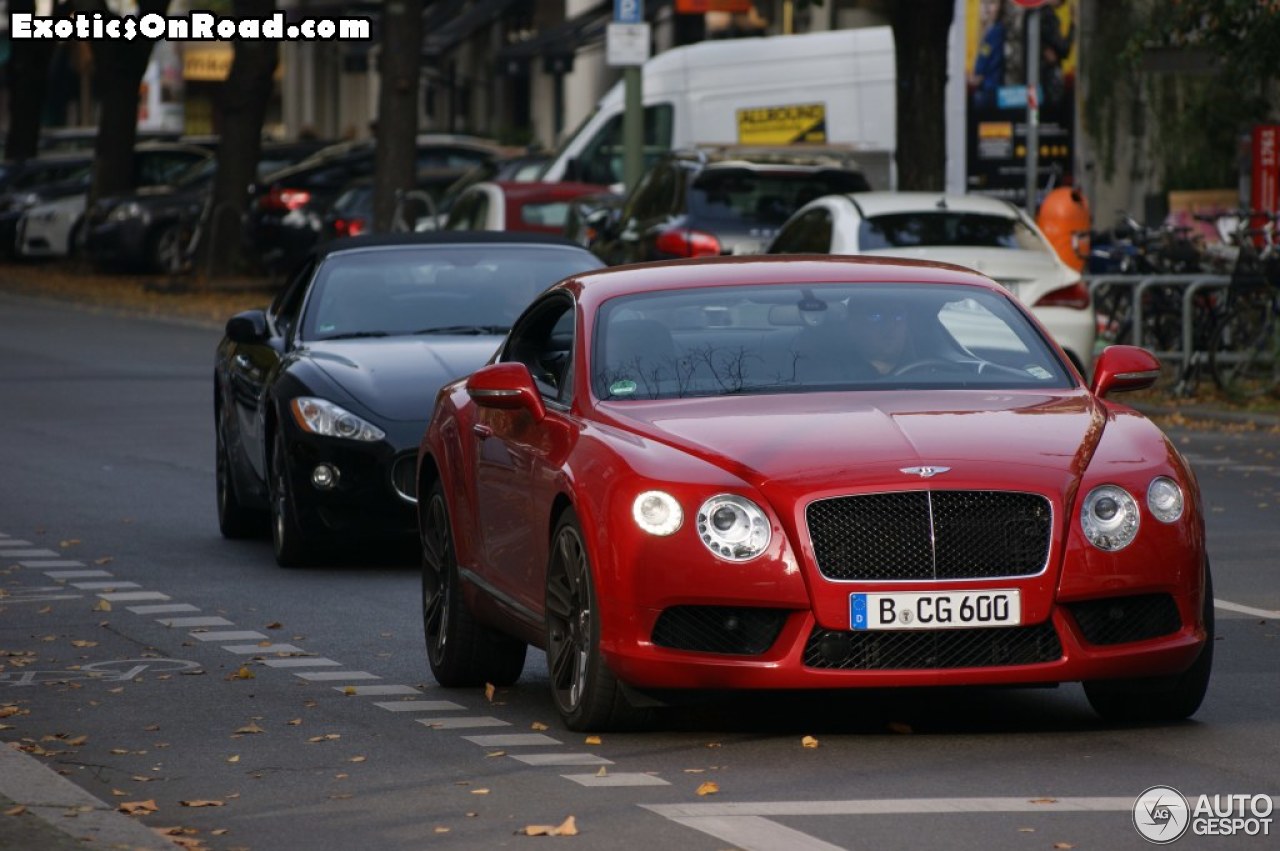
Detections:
290,397,385,442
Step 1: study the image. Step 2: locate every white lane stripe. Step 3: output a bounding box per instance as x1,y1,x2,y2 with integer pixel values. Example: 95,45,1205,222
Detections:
98,591,170,601
44,570,112,579
416,716,510,729
644,798,1139,818
0,594,81,602
463,734,562,747
1216,598,1280,619
0,540,34,547
127,603,200,614
373,700,466,712
189,630,267,642
2,549,61,557
263,657,342,668
332,685,420,695
294,671,381,681
222,644,306,655
156,616,234,627
70,581,141,590
507,753,612,766
19,560,87,568
564,773,671,787
667,815,844,851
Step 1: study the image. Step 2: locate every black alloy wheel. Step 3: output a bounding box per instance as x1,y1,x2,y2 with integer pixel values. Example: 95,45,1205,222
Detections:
269,429,312,567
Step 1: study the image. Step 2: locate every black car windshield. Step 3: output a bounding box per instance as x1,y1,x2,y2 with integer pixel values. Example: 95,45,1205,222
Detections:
301,244,601,341
592,282,1073,401
859,212,1045,251
687,168,870,226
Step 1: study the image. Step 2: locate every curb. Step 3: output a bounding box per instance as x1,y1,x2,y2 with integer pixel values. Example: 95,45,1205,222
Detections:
0,743,176,850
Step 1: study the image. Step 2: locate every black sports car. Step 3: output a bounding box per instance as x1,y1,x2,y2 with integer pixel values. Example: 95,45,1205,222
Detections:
214,232,604,566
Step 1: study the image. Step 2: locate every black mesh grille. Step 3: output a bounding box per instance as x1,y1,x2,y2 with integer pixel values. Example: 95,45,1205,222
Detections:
803,622,1062,669
1067,595,1182,645
651,606,788,656
391,453,417,503
806,491,1052,581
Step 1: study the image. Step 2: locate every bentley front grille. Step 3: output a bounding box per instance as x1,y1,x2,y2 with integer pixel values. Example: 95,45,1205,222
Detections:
804,622,1063,670
806,491,1052,581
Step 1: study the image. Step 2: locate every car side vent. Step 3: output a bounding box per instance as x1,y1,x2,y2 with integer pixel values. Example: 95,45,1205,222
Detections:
1067,594,1182,645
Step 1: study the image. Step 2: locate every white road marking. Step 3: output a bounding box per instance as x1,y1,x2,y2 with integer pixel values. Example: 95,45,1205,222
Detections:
189,630,268,642
373,700,466,712
294,671,381,681
19,560,87,568
508,753,612,766
97,591,170,601
0,539,35,546
464,734,562,747
4,549,62,557
127,603,199,614
564,772,670,787
263,657,342,668
1215,598,1280,619
43,570,111,579
156,616,234,627
70,581,141,590
221,643,306,655
416,716,511,729
332,684,420,695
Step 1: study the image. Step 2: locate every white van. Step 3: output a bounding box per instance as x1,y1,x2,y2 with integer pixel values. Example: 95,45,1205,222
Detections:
541,27,897,191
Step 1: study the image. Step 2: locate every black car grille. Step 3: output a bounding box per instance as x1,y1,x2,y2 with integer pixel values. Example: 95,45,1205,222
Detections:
1067,594,1182,646
390,453,417,504
806,491,1052,581
651,606,789,656
804,622,1062,670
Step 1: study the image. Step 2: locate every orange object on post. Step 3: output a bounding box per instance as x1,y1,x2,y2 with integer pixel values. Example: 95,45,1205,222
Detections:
675,0,753,12
1037,186,1091,271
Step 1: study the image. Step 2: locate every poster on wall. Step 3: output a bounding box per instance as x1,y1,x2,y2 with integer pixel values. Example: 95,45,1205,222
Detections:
964,0,1077,206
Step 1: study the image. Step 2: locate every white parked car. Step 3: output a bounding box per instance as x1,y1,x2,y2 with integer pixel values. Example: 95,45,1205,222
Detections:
766,191,1097,373
16,194,85,258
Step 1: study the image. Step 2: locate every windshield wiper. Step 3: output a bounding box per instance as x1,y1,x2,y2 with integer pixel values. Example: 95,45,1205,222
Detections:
413,325,509,336
317,331,390,340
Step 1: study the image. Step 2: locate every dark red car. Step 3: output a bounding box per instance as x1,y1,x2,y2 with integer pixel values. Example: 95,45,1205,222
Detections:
415,255,1212,731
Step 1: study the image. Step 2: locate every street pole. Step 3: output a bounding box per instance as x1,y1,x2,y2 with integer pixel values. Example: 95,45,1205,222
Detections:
610,0,647,192
1025,7,1041,215
624,63,643,191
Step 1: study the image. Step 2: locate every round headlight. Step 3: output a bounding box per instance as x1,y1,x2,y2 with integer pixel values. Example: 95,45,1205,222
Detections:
632,490,682,536
1081,485,1140,551
1147,477,1185,523
696,494,771,561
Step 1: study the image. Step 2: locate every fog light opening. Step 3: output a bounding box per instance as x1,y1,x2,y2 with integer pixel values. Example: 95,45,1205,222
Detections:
311,464,339,490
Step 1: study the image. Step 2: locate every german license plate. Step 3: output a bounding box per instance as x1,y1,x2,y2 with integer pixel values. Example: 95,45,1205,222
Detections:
850,590,1021,631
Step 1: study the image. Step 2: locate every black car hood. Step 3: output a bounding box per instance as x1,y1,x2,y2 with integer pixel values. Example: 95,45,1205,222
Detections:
303,336,503,422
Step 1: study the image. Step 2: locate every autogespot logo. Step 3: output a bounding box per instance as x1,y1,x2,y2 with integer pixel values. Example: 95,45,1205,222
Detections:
1133,785,1191,844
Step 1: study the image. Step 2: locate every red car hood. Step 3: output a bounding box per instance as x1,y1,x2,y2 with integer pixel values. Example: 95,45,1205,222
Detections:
603,390,1104,500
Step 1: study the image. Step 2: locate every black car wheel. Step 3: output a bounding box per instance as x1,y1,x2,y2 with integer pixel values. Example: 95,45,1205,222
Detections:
150,224,191,274
1084,561,1215,724
545,509,648,732
420,481,526,687
215,412,262,539
269,430,314,567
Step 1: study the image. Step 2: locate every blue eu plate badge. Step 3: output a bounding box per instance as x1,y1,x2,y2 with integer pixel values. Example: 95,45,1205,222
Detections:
850,594,868,630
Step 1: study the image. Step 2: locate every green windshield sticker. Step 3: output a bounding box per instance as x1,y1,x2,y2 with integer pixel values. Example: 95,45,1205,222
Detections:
609,379,638,396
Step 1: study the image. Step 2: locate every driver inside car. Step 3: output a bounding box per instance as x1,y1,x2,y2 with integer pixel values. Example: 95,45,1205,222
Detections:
793,295,914,382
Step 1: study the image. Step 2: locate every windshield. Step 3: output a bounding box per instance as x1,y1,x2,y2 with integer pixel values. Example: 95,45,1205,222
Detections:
592,283,1072,400
301,244,602,341
860,212,1046,251
688,169,870,226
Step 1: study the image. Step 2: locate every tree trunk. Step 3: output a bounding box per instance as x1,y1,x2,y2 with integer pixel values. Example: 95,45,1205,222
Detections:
889,1,955,191
373,0,424,233
78,0,171,209
5,0,57,161
201,0,280,278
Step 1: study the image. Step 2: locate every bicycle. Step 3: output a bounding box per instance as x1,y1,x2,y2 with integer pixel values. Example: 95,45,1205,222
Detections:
1207,213,1280,399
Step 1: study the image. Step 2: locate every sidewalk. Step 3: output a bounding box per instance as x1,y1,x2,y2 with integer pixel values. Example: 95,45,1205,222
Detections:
0,743,177,850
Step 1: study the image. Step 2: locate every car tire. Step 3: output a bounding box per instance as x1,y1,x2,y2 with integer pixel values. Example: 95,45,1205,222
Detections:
215,410,262,539
1083,562,1214,724
545,508,649,732
269,429,314,567
420,481,527,688
150,224,191,275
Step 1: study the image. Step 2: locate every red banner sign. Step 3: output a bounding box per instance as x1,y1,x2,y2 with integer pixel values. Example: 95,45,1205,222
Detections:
675,0,753,12
1253,124,1280,214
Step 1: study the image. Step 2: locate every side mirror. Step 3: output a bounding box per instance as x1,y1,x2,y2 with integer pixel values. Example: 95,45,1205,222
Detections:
225,309,269,345
1090,345,1161,398
466,362,546,422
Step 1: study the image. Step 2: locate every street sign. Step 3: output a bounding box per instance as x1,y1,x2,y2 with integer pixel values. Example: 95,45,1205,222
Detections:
607,22,651,67
614,0,644,24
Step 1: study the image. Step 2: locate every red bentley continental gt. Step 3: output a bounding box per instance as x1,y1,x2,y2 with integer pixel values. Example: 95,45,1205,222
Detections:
415,255,1212,731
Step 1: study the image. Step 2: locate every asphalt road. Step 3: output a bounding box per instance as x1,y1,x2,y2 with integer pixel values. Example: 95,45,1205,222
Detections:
1,292,1277,851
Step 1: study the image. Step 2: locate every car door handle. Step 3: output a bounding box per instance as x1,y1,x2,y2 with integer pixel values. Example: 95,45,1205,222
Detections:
472,423,493,438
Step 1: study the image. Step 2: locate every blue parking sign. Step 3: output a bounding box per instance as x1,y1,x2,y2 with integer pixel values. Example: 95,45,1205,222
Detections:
614,0,643,24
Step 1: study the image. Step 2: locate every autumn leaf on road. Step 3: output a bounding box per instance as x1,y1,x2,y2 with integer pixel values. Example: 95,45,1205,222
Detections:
307,734,340,743
531,722,549,731
118,800,158,815
518,815,578,836
234,723,264,735
696,781,719,796
801,736,819,749
180,800,225,808
94,557,113,565
485,683,496,702
584,735,602,745
60,539,80,548
4,805,26,816
70,640,97,648
93,600,112,612
265,622,283,630
227,666,255,680
1030,798,1058,805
